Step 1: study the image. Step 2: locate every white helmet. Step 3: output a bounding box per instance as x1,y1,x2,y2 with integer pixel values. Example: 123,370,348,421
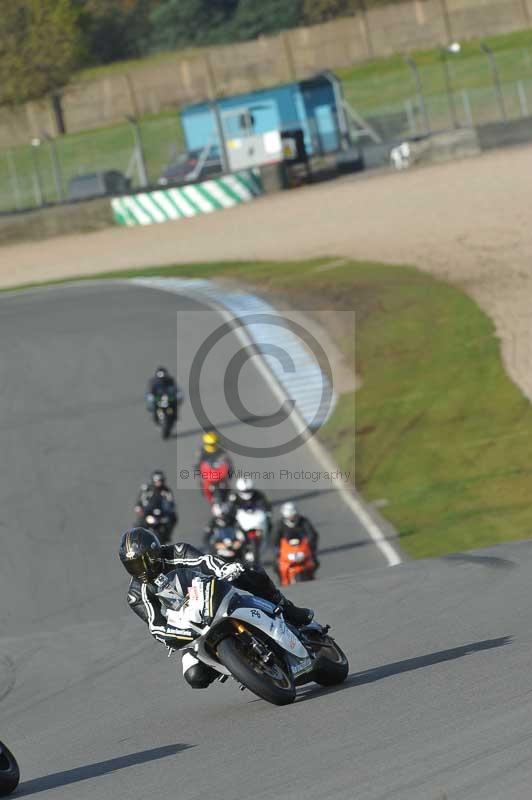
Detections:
281,501,299,527
236,477,254,501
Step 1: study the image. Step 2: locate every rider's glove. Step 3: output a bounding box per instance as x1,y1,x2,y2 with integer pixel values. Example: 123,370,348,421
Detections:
218,562,245,582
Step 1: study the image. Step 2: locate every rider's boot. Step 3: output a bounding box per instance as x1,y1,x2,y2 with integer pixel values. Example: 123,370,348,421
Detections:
274,596,314,628
234,567,314,627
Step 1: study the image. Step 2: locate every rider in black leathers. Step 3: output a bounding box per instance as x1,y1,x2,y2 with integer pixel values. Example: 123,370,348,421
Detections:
228,477,272,516
146,367,183,422
119,528,314,689
135,470,178,528
202,501,236,551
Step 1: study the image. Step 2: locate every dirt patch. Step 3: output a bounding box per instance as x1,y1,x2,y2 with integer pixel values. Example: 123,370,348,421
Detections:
3,145,532,401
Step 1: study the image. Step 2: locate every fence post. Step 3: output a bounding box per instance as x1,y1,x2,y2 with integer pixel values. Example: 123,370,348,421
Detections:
204,53,218,100
126,116,148,188
281,31,297,81
204,53,229,174
30,139,44,207
481,43,506,122
358,1,374,59
405,99,416,134
461,89,474,127
441,48,459,129
6,151,22,211
404,56,431,135
517,80,529,117
125,74,140,118
45,134,64,202
439,0,453,44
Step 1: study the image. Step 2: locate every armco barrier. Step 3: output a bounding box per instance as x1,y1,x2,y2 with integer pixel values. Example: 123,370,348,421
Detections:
111,170,262,227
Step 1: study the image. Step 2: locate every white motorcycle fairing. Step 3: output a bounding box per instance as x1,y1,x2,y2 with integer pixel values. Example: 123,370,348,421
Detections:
236,508,268,533
155,575,314,681
229,607,309,659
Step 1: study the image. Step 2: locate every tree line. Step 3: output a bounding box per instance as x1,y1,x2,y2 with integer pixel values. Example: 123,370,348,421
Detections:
0,0,373,106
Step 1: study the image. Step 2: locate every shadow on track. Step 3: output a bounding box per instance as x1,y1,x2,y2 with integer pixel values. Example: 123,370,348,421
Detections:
297,636,512,702
16,743,194,797
270,488,337,507
173,416,261,441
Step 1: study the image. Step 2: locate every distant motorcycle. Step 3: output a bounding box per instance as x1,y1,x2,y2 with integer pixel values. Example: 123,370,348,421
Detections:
0,741,19,796
208,525,247,563
140,503,176,545
199,456,231,506
277,535,317,586
154,393,177,440
235,507,269,567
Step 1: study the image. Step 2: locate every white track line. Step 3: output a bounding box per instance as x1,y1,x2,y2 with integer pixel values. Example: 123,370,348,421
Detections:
211,302,402,568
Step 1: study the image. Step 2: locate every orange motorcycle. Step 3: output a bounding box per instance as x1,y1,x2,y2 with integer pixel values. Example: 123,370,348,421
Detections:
277,535,317,586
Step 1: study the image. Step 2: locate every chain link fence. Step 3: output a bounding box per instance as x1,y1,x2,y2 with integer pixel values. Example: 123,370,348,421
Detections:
0,113,184,213
2,44,532,214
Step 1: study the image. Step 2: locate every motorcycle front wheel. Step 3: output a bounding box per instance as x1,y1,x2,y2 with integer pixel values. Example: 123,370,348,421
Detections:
217,633,296,706
0,741,20,797
309,635,349,687
161,417,173,439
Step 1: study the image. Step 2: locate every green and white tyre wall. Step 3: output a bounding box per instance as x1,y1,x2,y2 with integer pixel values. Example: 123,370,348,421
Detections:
111,171,263,226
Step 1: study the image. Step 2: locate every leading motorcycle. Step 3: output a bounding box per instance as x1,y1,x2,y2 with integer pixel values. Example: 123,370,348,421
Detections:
156,571,349,706
0,741,19,797
154,393,177,440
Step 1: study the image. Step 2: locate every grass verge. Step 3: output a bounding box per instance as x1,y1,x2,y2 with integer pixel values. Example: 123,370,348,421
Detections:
4,257,532,559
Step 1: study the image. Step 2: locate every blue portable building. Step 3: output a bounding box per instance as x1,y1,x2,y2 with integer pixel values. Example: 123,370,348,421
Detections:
181,72,349,165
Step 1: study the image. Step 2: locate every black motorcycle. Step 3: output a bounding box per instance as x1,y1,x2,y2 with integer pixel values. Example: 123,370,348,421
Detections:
154,392,178,440
142,504,176,545
0,741,19,796
208,525,248,563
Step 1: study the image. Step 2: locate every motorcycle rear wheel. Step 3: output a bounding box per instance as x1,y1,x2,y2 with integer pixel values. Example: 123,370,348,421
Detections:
0,741,19,797
217,634,296,706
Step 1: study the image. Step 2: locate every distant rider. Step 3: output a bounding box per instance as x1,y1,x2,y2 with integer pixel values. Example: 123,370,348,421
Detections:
196,431,233,473
119,528,314,689
145,367,183,421
202,500,236,550
229,478,271,515
272,502,320,567
229,477,272,534
196,431,233,503
135,470,178,528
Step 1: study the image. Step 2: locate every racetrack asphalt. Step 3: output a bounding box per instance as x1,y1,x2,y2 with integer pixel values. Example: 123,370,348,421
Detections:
2,283,531,799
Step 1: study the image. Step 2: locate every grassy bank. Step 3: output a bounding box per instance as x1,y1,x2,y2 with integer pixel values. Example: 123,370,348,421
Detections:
7,257,531,559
